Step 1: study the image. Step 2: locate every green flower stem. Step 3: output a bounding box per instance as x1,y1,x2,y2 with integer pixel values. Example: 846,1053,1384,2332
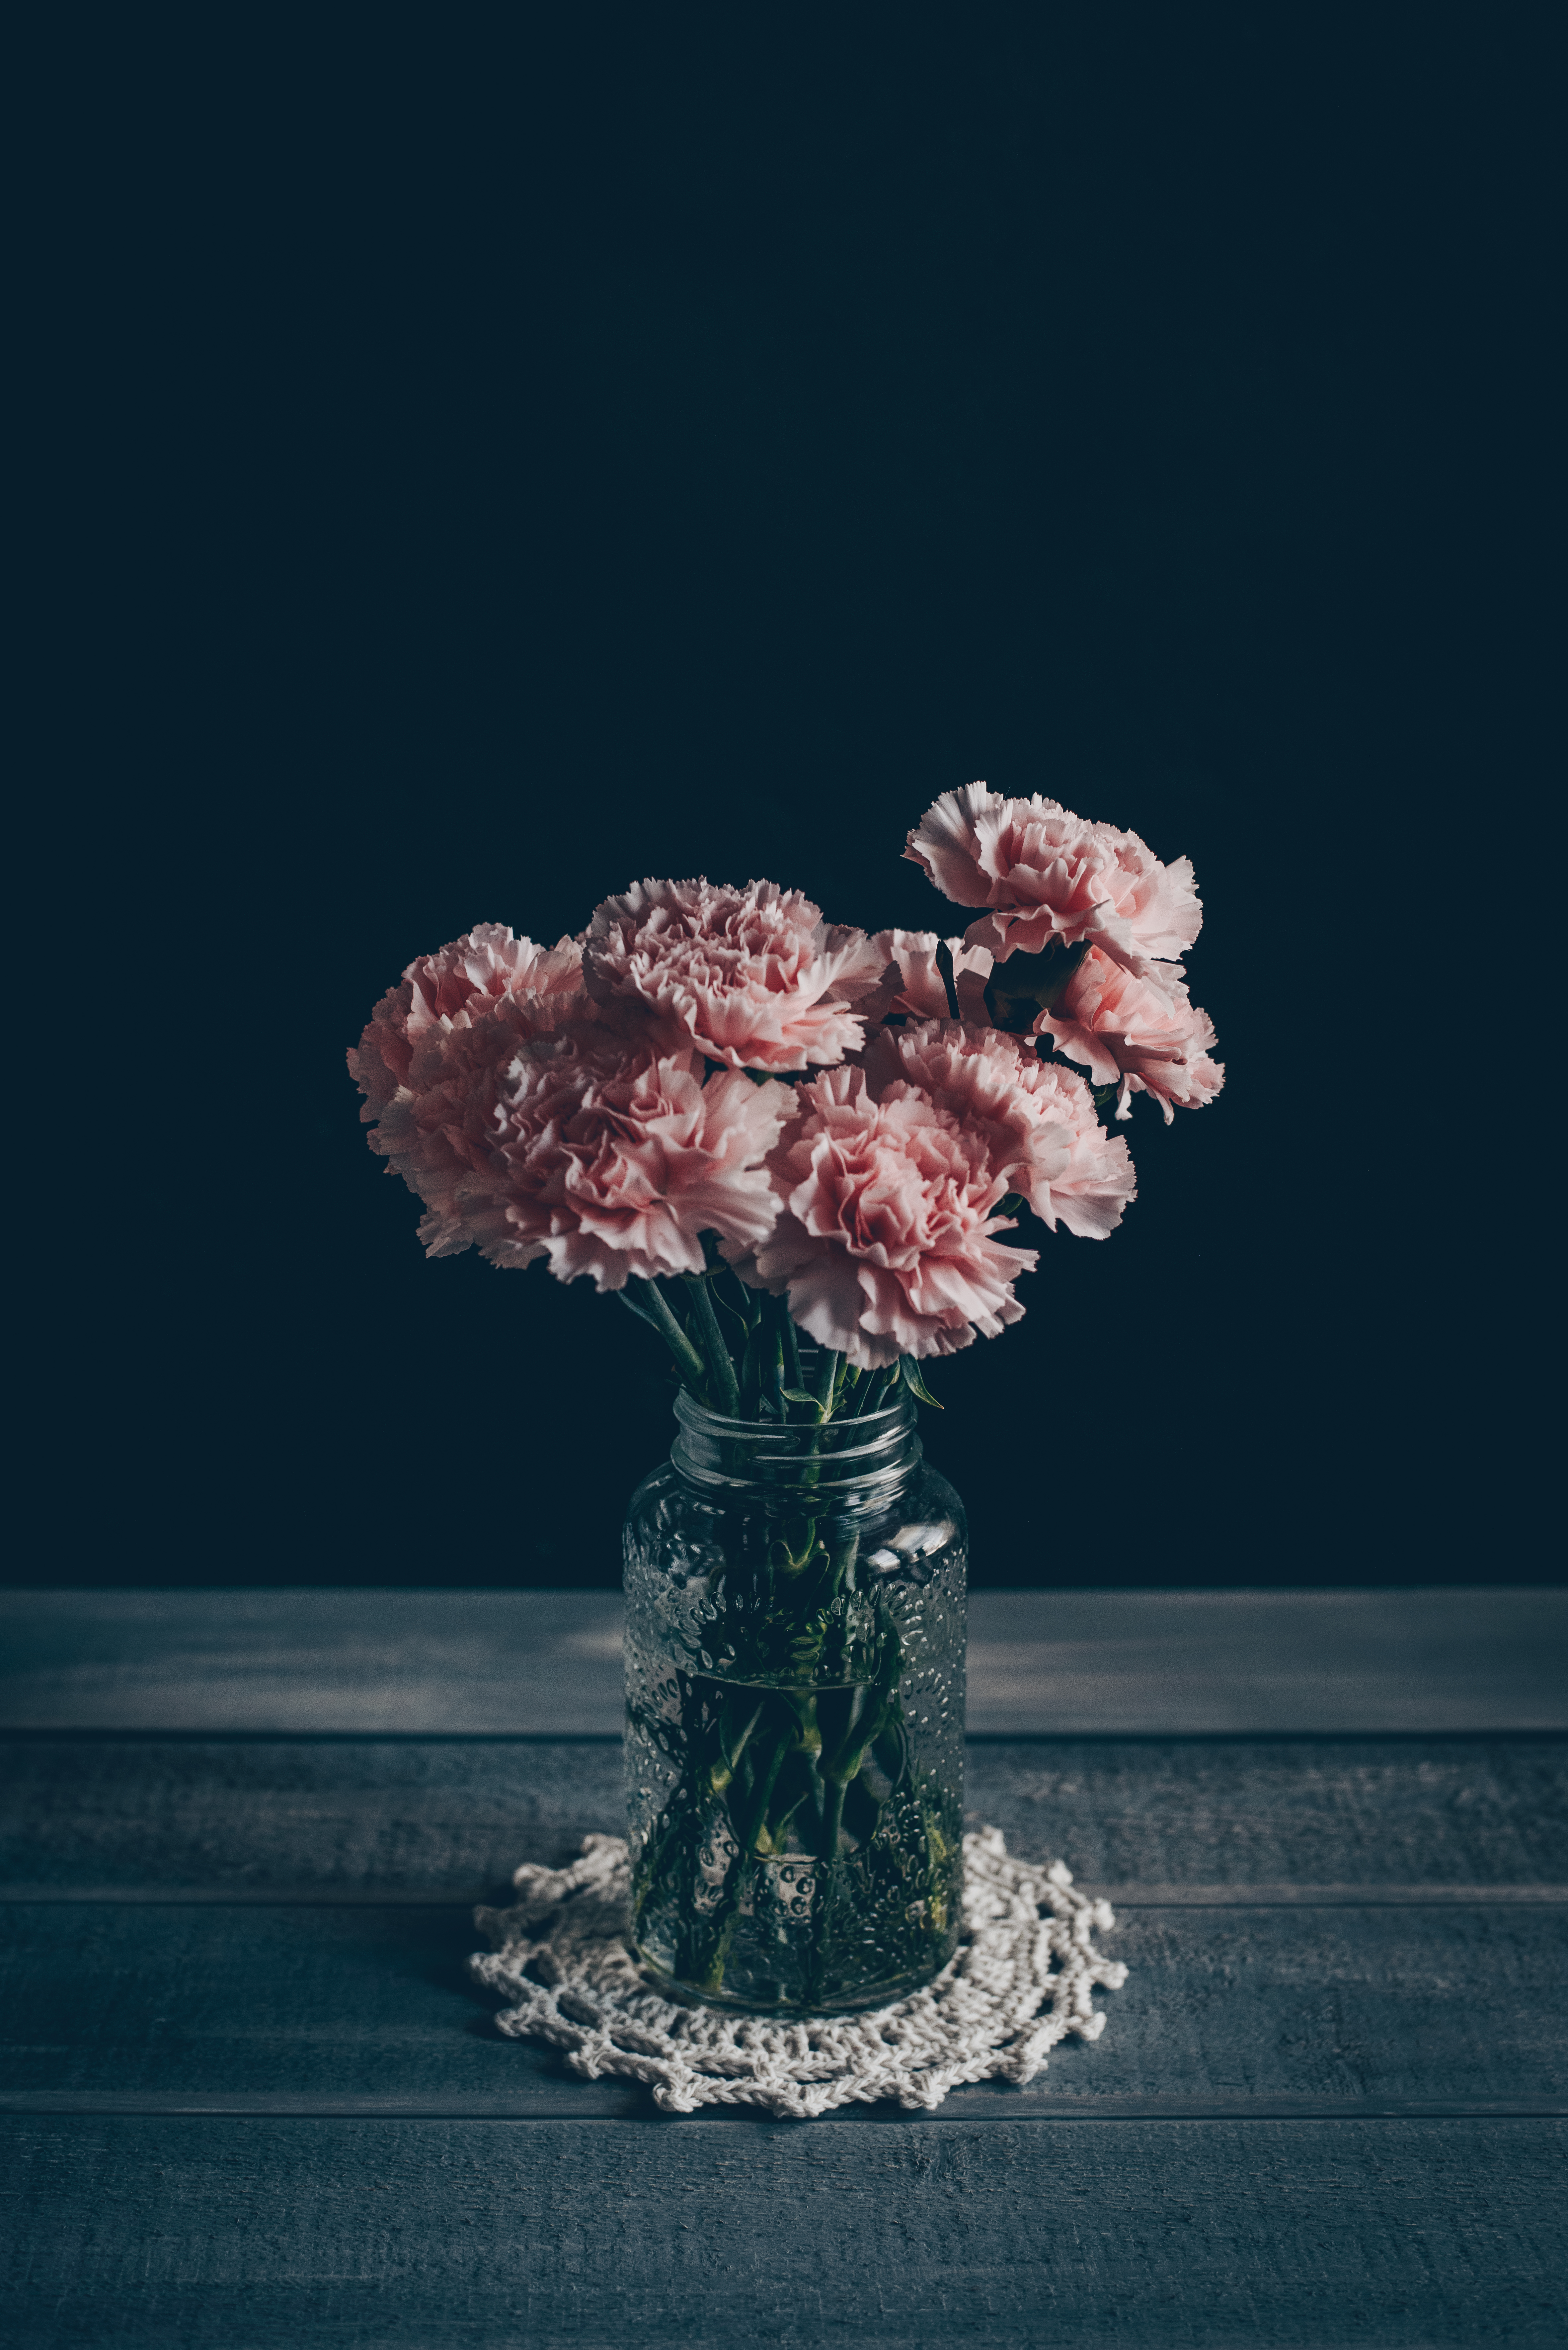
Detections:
708,1691,764,1795
632,1569,946,2006
780,1344,841,1534
740,1319,763,1417
823,1690,892,1793
763,1315,786,1419
684,1274,742,1416
761,1785,809,1853
818,1773,847,1862
630,1783,684,1908
693,1700,791,1988
781,1309,803,1396
768,1518,821,1579
629,1278,708,1391
822,1628,900,1784
736,1720,792,1854
696,1876,751,1994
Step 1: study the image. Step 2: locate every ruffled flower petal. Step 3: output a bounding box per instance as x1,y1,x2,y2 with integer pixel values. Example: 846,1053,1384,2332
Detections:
904,784,1202,976
723,1064,1037,1368
859,929,994,1022
1039,948,1224,1123
583,878,885,1071
350,928,796,1287
862,1019,1137,1240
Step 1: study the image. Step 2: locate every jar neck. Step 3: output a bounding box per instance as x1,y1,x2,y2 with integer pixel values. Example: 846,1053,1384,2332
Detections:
670,1385,920,1504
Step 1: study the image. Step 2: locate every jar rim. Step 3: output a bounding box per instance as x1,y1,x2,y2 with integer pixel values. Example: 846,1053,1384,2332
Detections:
673,1388,910,1437
670,1384,919,1493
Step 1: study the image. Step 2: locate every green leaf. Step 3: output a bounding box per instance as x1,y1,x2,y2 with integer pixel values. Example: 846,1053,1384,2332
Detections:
617,1288,664,1333
780,1388,821,1410
900,1355,944,1408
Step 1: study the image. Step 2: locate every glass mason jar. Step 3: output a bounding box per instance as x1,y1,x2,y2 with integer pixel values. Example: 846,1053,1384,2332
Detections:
623,1377,966,2013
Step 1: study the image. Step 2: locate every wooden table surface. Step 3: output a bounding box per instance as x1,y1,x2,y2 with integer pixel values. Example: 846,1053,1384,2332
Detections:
3,1587,1565,2348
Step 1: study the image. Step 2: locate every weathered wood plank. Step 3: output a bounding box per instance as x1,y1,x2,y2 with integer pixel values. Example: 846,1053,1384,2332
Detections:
966,1587,1568,1735
8,2091,1565,2120
4,1737,1566,1897
0,1737,624,1899
5,1589,1565,1734
1,1901,1564,2108
3,2116,1564,2346
19,1882,1568,1909
0,1591,625,1735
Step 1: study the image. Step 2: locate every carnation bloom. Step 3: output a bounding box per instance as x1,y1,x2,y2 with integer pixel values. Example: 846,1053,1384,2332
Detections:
723,1065,1037,1368
1038,948,1225,1123
904,784,1201,975
349,925,587,1114
452,1038,795,1287
865,1019,1137,1239
583,878,886,1072
349,927,596,1232
356,1004,529,1249
360,1008,793,1287
861,929,993,1022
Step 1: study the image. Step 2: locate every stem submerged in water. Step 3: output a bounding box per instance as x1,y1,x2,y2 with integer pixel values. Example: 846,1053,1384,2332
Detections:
627,1339,959,2010
631,1590,948,2011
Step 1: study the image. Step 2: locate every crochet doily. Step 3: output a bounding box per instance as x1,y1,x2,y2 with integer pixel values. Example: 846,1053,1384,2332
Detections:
470,1825,1128,2119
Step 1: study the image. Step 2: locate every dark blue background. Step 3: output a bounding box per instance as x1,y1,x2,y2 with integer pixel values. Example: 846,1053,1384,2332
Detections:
17,15,1550,1588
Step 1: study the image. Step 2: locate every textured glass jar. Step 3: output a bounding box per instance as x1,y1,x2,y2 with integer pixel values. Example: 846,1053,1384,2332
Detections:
623,1381,966,2013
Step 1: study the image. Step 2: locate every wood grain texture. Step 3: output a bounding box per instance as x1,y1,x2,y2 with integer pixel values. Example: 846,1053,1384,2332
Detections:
7,1600,1566,2349
9,2092,1564,2121
965,1588,1568,1735
0,1591,626,1735
1,1900,1565,2108
5,1736,1567,1897
5,1587,1565,1734
4,2116,1565,2347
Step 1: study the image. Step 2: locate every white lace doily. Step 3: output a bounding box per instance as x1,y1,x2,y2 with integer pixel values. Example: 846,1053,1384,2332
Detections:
470,1825,1128,2119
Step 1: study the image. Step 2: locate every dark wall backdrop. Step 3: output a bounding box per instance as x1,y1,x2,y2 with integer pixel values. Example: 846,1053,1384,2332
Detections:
18,14,1551,1589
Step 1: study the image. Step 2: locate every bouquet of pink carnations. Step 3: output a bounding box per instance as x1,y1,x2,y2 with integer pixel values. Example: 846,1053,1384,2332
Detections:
351,784,1222,2010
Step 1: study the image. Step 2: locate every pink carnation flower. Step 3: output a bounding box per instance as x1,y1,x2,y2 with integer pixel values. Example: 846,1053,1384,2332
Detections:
359,1005,531,1249
723,1065,1037,1369
349,925,587,1112
865,1019,1137,1239
453,1039,795,1288
861,929,993,1022
1039,948,1225,1123
904,784,1201,975
349,928,596,1230
583,878,886,1072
